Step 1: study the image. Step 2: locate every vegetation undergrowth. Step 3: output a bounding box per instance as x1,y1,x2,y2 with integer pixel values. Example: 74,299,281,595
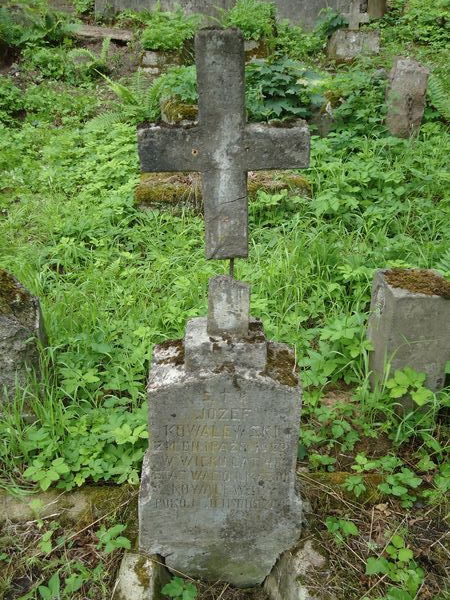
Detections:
0,0,449,598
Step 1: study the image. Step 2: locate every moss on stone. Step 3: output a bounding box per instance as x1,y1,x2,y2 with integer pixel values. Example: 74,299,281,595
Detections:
134,172,201,209
385,268,450,299
265,342,298,387
134,171,311,210
160,99,198,124
0,269,30,316
133,556,151,590
303,471,385,506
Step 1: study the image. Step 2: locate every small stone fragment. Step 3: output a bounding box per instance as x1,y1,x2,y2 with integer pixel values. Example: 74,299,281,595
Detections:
264,539,328,600
112,552,171,600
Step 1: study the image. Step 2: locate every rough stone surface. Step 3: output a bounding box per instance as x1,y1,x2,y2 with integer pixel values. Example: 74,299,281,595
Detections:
367,269,450,398
385,56,430,138
139,321,302,587
327,29,380,62
75,24,133,42
207,276,250,337
264,539,328,600
0,270,47,403
138,28,310,260
112,552,171,600
96,0,386,31
185,317,267,372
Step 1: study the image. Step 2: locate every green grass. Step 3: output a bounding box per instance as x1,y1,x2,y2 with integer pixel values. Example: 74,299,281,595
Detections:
0,0,449,597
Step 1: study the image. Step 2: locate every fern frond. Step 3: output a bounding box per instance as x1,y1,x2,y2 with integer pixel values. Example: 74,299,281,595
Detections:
427,74,450,123
100,36,111,62
436,249,450,276
84,110,125,132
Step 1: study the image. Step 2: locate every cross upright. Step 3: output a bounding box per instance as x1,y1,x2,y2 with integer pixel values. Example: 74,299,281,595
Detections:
138,28,310,261
342,0,370,30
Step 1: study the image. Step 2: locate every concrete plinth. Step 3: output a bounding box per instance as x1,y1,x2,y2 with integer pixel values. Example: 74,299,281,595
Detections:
367,269,450,394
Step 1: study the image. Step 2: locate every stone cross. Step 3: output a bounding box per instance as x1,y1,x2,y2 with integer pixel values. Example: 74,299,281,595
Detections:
341,0,370,29
138,28,310,261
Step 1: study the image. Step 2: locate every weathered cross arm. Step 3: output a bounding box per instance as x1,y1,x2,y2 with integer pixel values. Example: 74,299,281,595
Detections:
242,123,310,171
138,125,202,172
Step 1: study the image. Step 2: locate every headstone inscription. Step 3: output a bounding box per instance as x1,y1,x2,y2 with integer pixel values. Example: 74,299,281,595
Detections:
138,28,310,588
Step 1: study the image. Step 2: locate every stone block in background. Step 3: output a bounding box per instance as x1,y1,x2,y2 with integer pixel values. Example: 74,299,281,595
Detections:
327,29,380,63
385,56,430,138
95,0,386,31
0,269,47,403
367,269,450,400
134,170,311,211
139,319,302,587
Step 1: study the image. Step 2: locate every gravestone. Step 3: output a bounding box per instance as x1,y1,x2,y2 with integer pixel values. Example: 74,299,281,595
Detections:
138,28,310,588
327,0,380,63
385,57,430,138
367,269,450,407
0,269,47,403
95,0,386,31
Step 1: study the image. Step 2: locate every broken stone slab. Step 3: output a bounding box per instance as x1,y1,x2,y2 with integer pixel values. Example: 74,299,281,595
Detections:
134,171,311,210
141,50,184,77
264,538,328,600
74,24,133,43
184,316,267,372
207,276,250,338
139,319,302,587
327,29,380,63
367,269,450,402
112,552,171,600
385,56,430,138
0,484,134,525
0,269,47,403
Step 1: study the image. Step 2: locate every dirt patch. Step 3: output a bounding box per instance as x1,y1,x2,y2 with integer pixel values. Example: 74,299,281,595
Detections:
195,582,269,600
385,268,450,299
